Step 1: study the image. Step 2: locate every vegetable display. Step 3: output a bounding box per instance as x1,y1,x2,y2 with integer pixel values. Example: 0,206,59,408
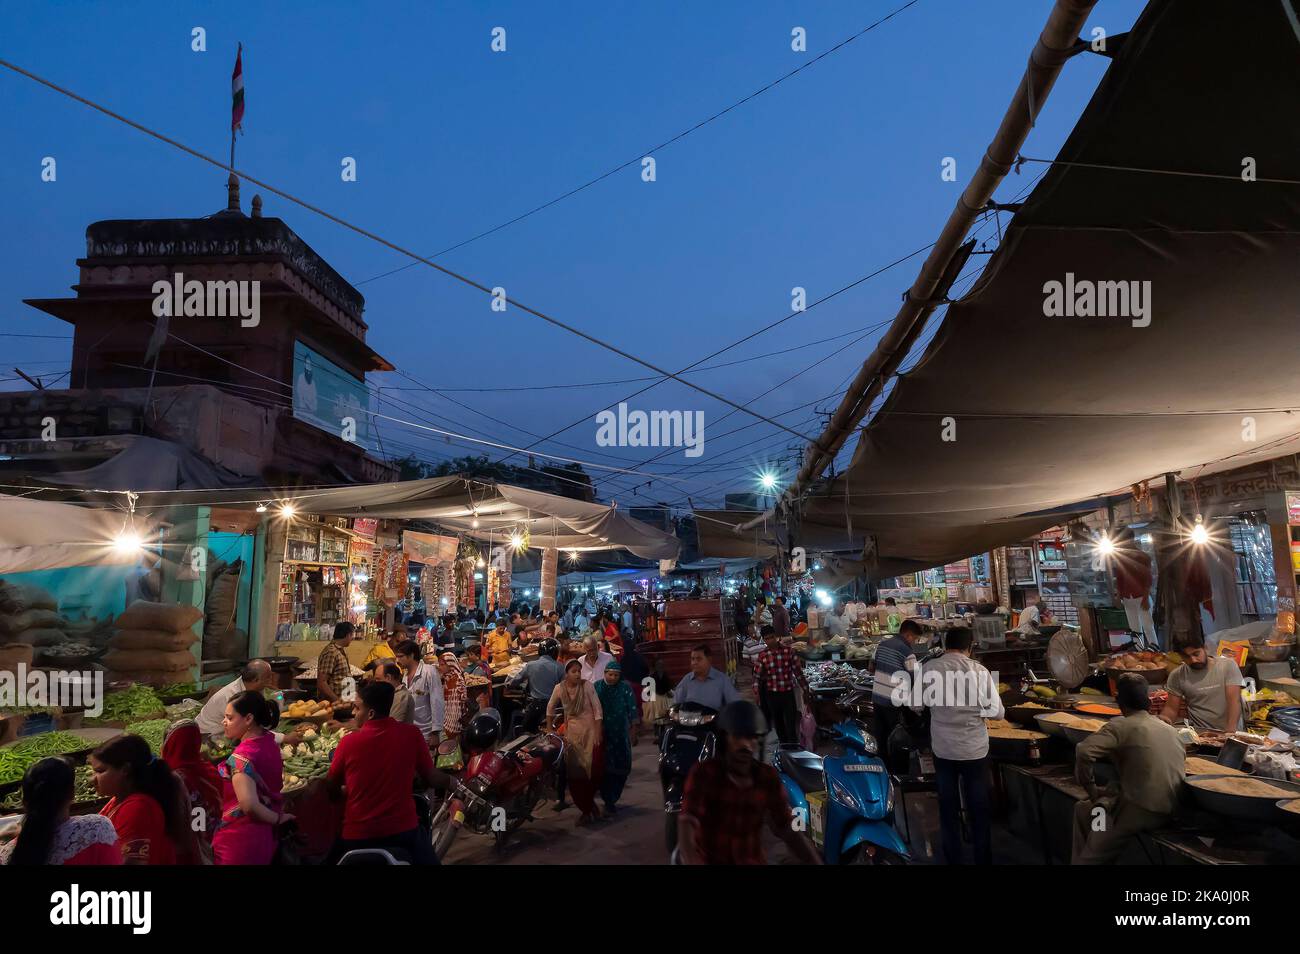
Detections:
0,732,95,785
85,685,165,724
126,718,171,754
1,764,98,812
280,725,347,791
157,682,199,697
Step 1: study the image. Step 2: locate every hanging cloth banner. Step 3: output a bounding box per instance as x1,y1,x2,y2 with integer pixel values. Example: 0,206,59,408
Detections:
539,547,558,613
402,531,460,565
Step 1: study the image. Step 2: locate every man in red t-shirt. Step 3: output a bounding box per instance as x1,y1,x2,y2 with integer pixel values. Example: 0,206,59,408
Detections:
678,701,820,866
327,679,443,864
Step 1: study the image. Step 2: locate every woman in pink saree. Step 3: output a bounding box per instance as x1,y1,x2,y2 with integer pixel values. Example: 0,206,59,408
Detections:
212,690,291,865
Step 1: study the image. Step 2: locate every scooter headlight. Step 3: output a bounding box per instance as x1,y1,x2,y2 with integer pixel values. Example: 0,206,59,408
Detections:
857,731,878,756
829,777,864,814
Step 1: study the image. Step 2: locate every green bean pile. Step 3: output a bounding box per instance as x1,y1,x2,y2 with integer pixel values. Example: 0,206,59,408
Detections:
125,719,170,755
1,764,97,812
85,685,164,725
0,732,93,785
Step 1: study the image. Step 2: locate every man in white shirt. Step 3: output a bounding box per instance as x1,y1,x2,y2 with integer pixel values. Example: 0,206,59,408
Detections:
196,660,299,745
574,609,590,633
919,626,1003,864
578,636,613,683
396,640,445,746
825,601,850,639
1013,598,1045,634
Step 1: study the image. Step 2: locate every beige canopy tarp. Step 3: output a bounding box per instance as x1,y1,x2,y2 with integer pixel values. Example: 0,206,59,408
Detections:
0,496,154,573
124,476,681,561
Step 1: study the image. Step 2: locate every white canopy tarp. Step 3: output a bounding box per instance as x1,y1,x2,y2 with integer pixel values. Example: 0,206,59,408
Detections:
0,496,151,573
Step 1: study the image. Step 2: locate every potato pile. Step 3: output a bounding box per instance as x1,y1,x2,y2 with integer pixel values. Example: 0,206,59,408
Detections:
284,699,334,720
1103,651,1168,672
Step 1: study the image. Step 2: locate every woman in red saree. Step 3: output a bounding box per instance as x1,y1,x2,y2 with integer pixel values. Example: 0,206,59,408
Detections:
0,757,120,866
93,734,193,865
162,720,222,863
212,690,289,865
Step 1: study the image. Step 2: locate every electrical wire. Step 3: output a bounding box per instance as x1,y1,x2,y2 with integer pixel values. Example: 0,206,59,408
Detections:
353,0,924,285
0,57,816,442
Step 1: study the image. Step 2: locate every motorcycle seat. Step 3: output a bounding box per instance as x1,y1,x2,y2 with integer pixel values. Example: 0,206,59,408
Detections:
777,744,825,793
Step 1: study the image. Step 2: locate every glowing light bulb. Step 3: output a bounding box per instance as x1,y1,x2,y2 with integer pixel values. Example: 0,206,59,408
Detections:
1095,535,1116,556
279,502,296,518
509,533,523,549
113,531,142,554
255,503,268,513
567,550,579,561
759,472,777,491
1190,517,1209,546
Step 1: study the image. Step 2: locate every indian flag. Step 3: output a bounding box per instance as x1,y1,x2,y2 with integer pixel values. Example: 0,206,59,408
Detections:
231,43,244,132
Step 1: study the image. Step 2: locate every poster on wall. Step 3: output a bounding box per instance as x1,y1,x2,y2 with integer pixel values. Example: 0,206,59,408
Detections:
292,341,374,450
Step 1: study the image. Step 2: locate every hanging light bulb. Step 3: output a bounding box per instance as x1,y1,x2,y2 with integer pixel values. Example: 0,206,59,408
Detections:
1190,515,1209,546
476,556,485,567
509,532,524,550
759,472,777,491
567,550,580,561
471,509,480,529
255,502,268,513
113,530,143,555
1095,534,1116,556
279,502,296,518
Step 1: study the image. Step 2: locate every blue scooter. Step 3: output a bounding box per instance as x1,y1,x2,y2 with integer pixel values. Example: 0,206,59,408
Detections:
773,720,910,865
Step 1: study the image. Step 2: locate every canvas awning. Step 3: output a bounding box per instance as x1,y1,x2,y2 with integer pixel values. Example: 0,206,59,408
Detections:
0,496,156,573
123,476,681,561
702,0,1300,576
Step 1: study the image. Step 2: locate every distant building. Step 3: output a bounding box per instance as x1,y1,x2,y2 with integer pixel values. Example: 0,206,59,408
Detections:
1,176,395,487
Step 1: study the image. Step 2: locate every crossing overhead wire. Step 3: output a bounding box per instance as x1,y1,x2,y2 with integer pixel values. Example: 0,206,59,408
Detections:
353,0,924,285
0,58,813,442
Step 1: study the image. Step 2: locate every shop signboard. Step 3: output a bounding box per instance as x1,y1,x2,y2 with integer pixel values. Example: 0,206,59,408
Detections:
291,341,374,450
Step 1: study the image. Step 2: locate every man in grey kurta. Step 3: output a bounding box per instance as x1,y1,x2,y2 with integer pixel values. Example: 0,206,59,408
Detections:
1072,674,1185,864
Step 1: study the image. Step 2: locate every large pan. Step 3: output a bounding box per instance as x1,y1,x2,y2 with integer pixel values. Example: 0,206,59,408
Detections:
1185,774,1300,824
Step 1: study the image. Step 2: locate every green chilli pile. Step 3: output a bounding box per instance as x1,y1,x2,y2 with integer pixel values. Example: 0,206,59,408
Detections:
0,732,94,785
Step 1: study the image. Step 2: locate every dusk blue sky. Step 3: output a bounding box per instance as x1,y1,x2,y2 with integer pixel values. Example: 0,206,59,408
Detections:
0,0,1143,508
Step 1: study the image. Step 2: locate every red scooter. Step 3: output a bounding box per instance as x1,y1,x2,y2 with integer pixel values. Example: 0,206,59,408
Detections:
431,709,564,858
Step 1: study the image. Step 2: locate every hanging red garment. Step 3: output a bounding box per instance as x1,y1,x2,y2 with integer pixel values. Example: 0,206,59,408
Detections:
1112,546,1154,606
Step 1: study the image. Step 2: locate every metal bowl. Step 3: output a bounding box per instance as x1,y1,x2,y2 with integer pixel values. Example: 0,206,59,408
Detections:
1185,774,1300,823
1033,712,1072,739
1249,640,1295,663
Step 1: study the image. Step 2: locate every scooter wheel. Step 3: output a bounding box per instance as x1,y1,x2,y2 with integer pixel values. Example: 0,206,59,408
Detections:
842,844,908,865
664,813,678,856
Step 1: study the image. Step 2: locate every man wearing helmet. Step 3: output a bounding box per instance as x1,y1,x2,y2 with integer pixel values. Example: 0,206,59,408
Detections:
678,701,821,866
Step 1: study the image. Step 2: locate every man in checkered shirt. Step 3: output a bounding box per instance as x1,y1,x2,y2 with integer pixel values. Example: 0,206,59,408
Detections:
752,625,809,744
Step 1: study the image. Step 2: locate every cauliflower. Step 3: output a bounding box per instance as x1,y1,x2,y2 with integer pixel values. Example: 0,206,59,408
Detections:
302,728,318,741
295,743,310,756
281,745,293,758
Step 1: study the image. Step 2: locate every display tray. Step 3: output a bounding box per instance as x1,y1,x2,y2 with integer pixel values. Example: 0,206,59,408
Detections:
1185,774,1300,824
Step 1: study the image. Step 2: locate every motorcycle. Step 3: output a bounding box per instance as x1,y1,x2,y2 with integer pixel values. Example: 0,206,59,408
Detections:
430,712,565,859
658,702,718,854
773,719,910,865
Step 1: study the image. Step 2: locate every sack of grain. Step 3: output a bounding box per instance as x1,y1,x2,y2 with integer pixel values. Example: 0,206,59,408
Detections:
0,644,34,673
103,648,197,672
109,629,199,652
0,607,62,637
115,600,202,632
0,580,58,614
205,567,240,637
107,666,194,687
14,627,68,647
